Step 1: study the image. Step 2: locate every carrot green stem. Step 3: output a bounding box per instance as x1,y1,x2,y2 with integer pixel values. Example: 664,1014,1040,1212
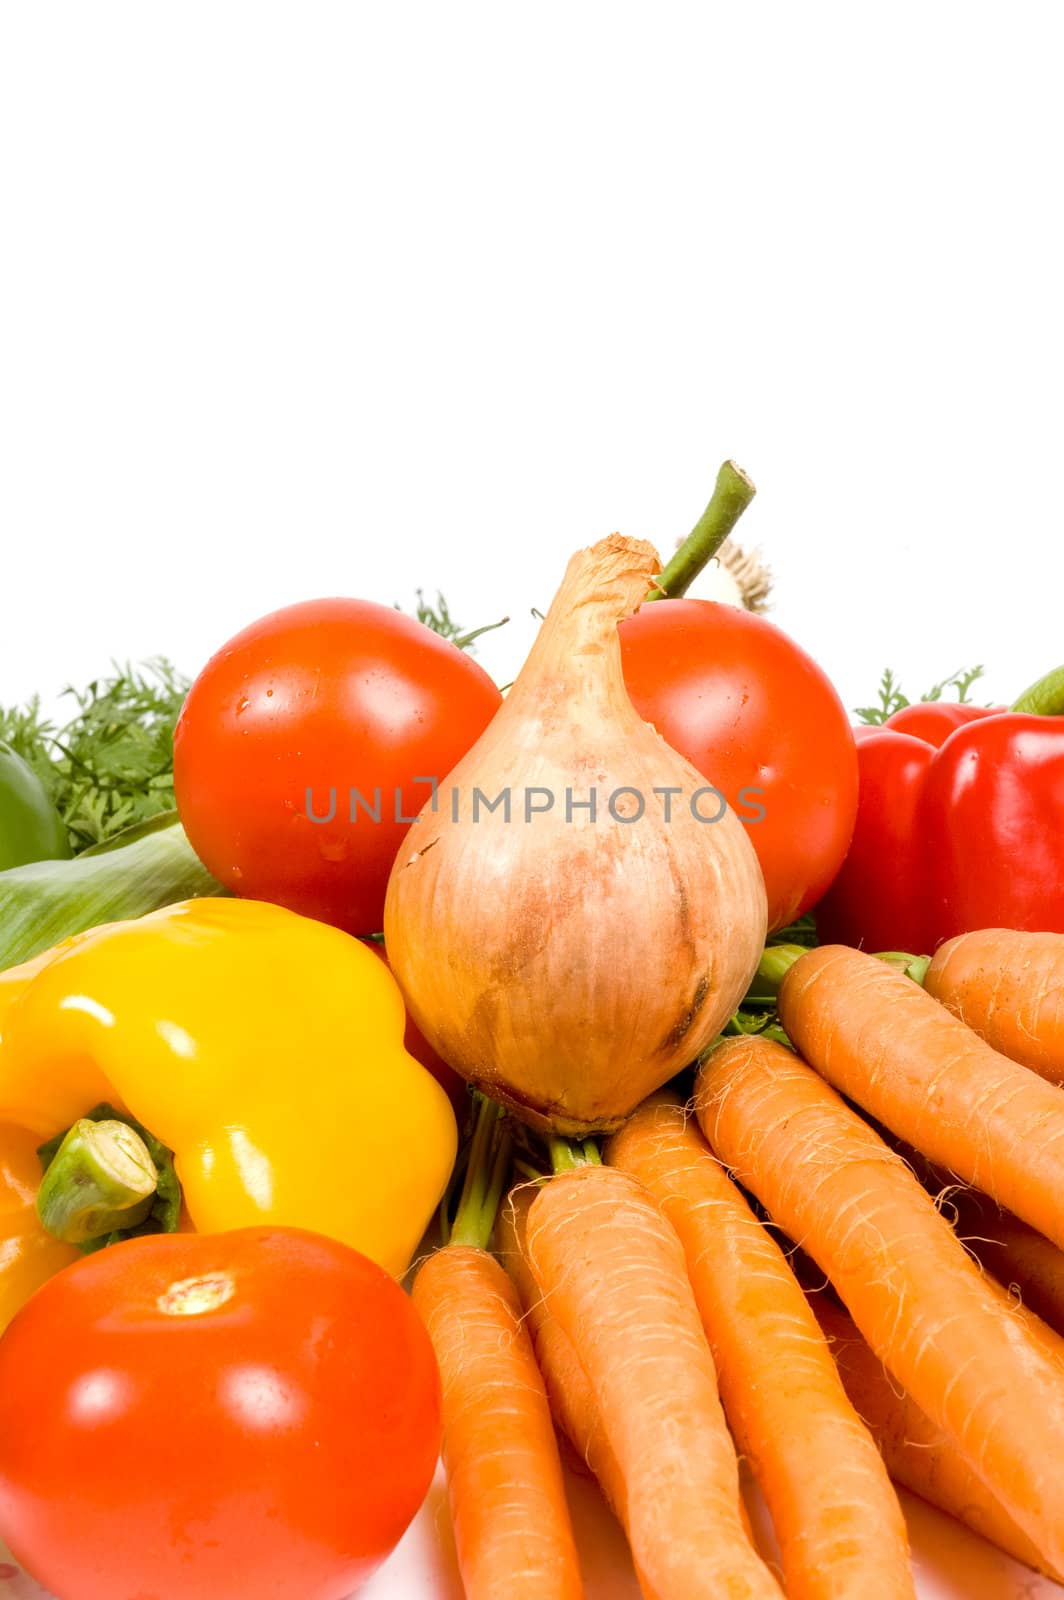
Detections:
37,1118,158,1244
744,943,807,1002
873,951,931,985
649,460,757,601
1011,665,1064,715
548,1136,602,1174
449,1092,513,1250
721,1011,794,1048
746,943,931,1007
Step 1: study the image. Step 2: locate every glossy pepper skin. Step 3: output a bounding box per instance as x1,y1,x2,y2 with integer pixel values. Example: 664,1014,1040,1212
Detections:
0,945,109,1330
817,697,1064,952
0,1126,80,1333
0,899,457,1316
0,742,71,872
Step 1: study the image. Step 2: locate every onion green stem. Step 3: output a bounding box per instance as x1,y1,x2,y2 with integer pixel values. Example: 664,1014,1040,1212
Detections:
649,460,757,601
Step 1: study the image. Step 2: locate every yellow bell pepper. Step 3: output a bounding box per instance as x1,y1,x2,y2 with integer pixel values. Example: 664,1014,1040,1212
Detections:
0,1127,81,1331
0,939,93,1329
0,898,457,1329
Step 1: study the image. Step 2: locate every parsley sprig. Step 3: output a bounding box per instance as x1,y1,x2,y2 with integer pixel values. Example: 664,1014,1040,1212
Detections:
855,665,988,725
0,660,189,852
403,590,509,653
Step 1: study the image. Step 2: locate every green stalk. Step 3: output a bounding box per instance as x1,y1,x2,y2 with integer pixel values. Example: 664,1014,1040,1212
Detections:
745,943,931,1010
1011,665,1064,716
649,460,757,601
744,942,807,1002
448,1093,514,1250
873,951,931,985
721,1011,793,1048
37,1101,183,1252
548,1136,602,1174
37,1119,158,1244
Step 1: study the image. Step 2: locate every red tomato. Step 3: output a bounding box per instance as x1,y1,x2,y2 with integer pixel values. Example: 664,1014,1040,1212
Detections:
174,599,502,935
619,600,858,931
0,1228,441,1600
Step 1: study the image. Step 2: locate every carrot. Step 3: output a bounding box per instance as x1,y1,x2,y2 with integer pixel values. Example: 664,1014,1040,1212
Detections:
923,928,1064,1085
881,1137,1064,1343
498,1188,621,1496
411,1246,585,1600
411,1093,584,1600
695,1033,1064,1575
524,1163,784,1600
946,1187,1064,1339
499,1186,667,1600
605,1093,915,1600
500,1186,757,1596
777,943,1064,1252
811,1295,1064,1583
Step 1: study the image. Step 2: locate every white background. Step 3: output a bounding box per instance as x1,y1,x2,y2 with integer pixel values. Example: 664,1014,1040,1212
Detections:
2,9,1063,1598
2,4,1063,719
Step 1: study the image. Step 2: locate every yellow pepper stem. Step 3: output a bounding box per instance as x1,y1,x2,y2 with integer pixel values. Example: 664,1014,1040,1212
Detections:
37,1118,159,1244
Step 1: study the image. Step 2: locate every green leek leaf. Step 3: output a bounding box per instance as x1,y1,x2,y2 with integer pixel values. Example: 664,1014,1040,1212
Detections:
0,810,223,972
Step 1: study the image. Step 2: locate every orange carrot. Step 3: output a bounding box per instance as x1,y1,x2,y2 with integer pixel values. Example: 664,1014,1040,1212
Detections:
777,943,1064,1252
411,1245,585,1600
499,1187,667,1600
881,1136,1064,1342
923,928,1064,1084
606,1092,915,1600
523,1164,783,1600
500,1185,757,1571
498,1188,623,1503
945,1187,1064,1339
811,1295,1064,1583
695,1033,1064,1576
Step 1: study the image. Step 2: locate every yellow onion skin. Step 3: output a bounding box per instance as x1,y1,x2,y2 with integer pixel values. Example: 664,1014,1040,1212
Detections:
383,535,768,1136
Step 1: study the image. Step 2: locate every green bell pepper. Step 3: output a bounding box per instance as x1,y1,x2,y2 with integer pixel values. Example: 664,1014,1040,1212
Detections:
0,741,71,871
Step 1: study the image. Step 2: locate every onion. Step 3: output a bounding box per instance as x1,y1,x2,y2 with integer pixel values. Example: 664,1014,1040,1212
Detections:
383,535,767,1135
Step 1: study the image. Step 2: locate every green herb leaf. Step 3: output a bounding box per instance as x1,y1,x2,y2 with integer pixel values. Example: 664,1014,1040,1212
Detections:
854,667,909,725
399,591,508,654
855,664,989,724
920,664,986,704
768,912,818,948
0,660,189,852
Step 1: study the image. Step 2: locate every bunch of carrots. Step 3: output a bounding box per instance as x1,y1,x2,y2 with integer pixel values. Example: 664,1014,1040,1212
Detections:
412,926,1064,1598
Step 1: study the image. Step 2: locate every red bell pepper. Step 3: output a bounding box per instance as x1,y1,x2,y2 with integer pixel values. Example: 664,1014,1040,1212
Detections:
816,667,1064,953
